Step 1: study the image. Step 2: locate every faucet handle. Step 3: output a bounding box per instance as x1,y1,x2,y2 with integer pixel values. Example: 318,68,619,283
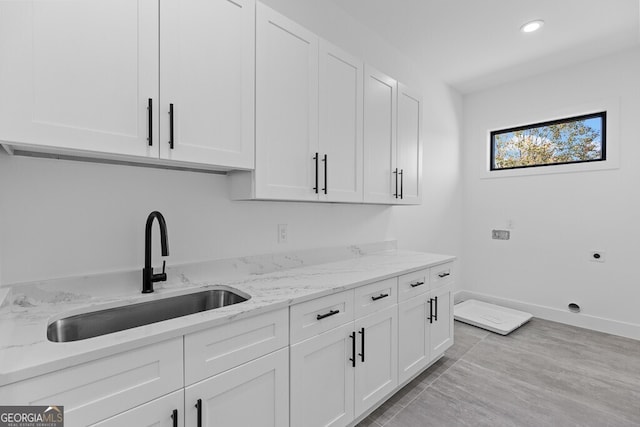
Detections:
161,260,166,274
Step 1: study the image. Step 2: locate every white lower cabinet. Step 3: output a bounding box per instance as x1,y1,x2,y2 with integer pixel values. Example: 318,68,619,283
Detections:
0,338,184,426
290,280,399,427
290,322,355,427
354,305,398,416
90,390,184,427
429,284,454,358
398,294,430,384
398,282,454,385
185,348,289,427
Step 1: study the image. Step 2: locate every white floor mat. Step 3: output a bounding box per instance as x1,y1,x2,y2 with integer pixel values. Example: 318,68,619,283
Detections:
454,299,532,335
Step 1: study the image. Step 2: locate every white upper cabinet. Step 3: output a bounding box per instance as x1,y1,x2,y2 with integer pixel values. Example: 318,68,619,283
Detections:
363,66,398,204
160,0,255,169
231,6,366,202
253,3,319,200
319,41,364,203
363,68,423,205
397,83,423,205
0,0,255,170
0,0,159,158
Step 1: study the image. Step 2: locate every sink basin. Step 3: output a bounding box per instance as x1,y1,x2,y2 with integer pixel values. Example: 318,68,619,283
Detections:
47,287,250,342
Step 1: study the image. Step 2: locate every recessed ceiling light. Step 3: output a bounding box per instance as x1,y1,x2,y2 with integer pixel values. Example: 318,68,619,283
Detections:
520,20,544,33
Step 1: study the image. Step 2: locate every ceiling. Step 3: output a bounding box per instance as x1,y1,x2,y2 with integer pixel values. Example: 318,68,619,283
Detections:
328,0,640,93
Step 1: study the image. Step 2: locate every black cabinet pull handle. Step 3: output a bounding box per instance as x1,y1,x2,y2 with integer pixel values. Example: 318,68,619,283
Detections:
195,399,202,427
371,293,389,301
428,298,433,324
400,169,404,199
438,272,450,278
349,331,356,367
434,296,439,321
147,98,153,146
316,309,339,320
168,103,174,149
313,153,319,193
393,168,398,198
322,154,327,194
358,327,365,362
171,409,178,427
410,281,425,288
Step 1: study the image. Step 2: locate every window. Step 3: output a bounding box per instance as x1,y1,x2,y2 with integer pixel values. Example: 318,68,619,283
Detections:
490,112,606,171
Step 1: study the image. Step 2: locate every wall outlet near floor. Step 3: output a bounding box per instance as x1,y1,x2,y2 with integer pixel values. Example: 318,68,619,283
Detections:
492,229,510,240
590,251,605,262
278,224,288,244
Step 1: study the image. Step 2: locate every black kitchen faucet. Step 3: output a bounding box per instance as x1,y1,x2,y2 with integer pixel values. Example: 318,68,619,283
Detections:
142,211,169,293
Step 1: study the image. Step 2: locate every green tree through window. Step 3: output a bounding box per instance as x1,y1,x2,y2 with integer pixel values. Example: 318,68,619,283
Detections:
491,112,606,170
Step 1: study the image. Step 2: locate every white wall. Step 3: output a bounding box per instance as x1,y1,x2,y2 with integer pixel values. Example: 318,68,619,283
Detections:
462,47,640,338
0,0,463,285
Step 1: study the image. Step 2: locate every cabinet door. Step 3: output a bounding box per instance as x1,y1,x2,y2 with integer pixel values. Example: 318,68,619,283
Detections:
90,390,183,427
396,83,422,205
354,304,398,417
160,0,255,169
319,40,363,203
363,66,397,204
0,338,183,426
185,348,289,427
290,322,355,427
398,295,429,384
255,4,319,200
0,0,159,157
429,285,454,359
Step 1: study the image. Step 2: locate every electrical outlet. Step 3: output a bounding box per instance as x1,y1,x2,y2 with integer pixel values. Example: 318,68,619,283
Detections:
492,229,510,240
590,251,605,262
278,224,288,244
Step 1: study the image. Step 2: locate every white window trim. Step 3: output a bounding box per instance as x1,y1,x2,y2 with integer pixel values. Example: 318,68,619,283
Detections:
481,97,620,179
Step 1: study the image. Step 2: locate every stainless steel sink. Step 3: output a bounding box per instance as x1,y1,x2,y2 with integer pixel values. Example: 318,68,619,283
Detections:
47,287,250,342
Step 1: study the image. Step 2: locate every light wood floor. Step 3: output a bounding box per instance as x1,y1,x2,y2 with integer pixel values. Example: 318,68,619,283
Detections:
358,318,640,427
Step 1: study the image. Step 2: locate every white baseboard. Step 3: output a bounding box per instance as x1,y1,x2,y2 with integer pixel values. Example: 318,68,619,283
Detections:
453,290,640,341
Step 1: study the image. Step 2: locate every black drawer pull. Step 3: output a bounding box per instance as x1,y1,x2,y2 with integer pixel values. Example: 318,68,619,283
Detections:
195,399,202,427
371,293,389,301
428,298,433,324
358,327,365,362
410,281,425,288
322,154,327,194
434,296,439,321
313,153,319,193
316,309,339,320
438,272,450,278
349,331,356,367
168,103,175,149
147,98,153,146
393,168,399,198
171,409,178,427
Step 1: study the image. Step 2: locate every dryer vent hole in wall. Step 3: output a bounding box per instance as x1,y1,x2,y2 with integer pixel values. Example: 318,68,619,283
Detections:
568,303,581,313
492,229,510,240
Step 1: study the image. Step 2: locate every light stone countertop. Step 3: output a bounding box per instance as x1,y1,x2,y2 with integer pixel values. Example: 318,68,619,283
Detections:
0,242,454,387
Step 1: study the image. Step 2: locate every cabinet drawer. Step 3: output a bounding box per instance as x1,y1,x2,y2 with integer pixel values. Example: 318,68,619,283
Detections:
398,268,429,302
430,262,454,289
184,308,288,385
0,338,183,427
354,277,397,318
290,290,354,344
